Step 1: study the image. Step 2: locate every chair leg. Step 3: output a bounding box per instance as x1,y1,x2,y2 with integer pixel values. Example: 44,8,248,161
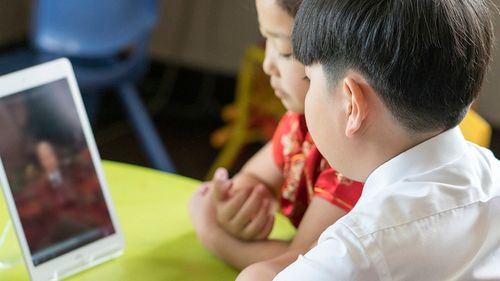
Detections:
81,89,102,126
115,83,176,173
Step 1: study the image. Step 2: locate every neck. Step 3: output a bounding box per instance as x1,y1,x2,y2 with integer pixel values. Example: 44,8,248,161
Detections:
354,111,443,182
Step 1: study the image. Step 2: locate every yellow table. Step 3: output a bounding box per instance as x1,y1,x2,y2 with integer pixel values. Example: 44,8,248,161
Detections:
0,161,295,280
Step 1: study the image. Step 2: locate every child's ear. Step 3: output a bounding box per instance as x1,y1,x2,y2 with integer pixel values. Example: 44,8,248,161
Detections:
343,78,367,137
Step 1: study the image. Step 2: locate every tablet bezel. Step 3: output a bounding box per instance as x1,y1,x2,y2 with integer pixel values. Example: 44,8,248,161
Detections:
0,58,124,281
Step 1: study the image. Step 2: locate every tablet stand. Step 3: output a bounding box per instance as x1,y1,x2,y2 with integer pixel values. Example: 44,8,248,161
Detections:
0,221,22,270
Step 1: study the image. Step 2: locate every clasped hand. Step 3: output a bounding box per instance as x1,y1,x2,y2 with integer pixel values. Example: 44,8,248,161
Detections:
189,167,276,242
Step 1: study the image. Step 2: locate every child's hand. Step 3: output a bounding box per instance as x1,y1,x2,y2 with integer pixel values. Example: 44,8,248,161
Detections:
188,182,219,247
210,168,275,241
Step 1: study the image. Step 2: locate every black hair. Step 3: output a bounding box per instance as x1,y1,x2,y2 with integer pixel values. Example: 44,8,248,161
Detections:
292,0,494,132
276,0,302,17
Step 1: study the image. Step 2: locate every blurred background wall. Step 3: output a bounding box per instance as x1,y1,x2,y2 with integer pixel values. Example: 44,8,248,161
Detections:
0,0,261,74
0,0,31,45
150,0,261,74
477,10,500,128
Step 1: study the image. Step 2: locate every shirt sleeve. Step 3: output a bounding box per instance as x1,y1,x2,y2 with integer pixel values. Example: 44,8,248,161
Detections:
274,223,378,281
313,165,364,212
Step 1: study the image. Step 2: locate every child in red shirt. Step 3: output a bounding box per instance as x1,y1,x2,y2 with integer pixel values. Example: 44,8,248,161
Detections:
188,0,363,272
274,112,362,228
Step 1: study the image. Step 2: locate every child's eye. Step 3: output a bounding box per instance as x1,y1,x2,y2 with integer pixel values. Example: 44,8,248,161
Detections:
303,76,310,82
279,53,292,59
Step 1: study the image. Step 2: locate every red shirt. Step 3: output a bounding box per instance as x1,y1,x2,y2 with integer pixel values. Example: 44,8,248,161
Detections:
272,112,363,227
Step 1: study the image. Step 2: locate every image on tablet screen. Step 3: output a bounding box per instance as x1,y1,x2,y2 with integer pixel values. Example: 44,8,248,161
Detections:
0,78,114,265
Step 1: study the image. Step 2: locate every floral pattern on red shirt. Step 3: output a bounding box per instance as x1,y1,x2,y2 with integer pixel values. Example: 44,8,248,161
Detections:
272,112,364,227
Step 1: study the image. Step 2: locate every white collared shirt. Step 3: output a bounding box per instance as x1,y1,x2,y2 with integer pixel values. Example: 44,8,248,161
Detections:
274,127,500,280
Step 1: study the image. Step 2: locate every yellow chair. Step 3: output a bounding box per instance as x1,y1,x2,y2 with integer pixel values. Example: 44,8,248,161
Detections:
459,109,492,148
207,46,285,179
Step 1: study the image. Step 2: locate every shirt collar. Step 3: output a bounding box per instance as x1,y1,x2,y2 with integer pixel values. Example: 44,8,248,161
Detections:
361,126,468,202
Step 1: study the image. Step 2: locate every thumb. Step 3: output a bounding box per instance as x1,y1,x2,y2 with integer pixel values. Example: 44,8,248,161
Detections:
214,167,228,181
211,168,231,201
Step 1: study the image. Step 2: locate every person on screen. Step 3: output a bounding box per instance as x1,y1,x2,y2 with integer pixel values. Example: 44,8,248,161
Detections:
36,141,64,188
15,141,111,252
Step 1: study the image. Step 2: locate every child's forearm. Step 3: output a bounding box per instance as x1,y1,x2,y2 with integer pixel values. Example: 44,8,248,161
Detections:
238,142,284,196
202,226,290,270
236,250,306,281
236,262,278,281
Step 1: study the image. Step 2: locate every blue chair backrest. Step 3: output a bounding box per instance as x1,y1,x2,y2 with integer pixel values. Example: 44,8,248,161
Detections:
31,0,159,58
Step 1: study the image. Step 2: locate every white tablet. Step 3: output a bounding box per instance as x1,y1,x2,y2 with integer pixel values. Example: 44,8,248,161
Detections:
0,58,124,281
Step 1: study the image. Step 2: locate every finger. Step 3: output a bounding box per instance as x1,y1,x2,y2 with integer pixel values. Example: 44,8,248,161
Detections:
214,167,228,180
230,185,268,231
255,214,275,240
211,179,232,202
211,168,231,201
217,187,253,225
198,182,211,195
188,187,205,217
241,199,271,240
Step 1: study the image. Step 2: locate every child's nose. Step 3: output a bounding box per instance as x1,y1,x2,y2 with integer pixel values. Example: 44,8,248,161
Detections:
263,43,279,77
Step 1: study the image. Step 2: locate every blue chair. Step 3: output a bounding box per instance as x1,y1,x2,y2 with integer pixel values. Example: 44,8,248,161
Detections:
29,0,176,173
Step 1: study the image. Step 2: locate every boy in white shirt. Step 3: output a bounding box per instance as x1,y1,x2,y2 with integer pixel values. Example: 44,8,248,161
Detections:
237,0,500,280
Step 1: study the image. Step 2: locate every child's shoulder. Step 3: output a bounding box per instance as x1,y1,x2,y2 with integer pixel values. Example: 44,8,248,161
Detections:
275,112,308,137
280,112,306,125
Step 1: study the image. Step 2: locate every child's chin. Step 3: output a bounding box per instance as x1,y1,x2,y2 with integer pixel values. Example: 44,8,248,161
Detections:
283,103,304,114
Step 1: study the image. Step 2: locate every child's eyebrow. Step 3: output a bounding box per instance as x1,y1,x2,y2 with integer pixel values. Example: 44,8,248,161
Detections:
259,25,291,40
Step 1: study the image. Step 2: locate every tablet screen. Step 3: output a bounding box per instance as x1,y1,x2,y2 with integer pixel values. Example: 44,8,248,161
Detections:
0,78,115,266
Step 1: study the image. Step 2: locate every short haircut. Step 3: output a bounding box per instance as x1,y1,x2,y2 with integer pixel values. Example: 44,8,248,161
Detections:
292,0,494,132
276,0,302,17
